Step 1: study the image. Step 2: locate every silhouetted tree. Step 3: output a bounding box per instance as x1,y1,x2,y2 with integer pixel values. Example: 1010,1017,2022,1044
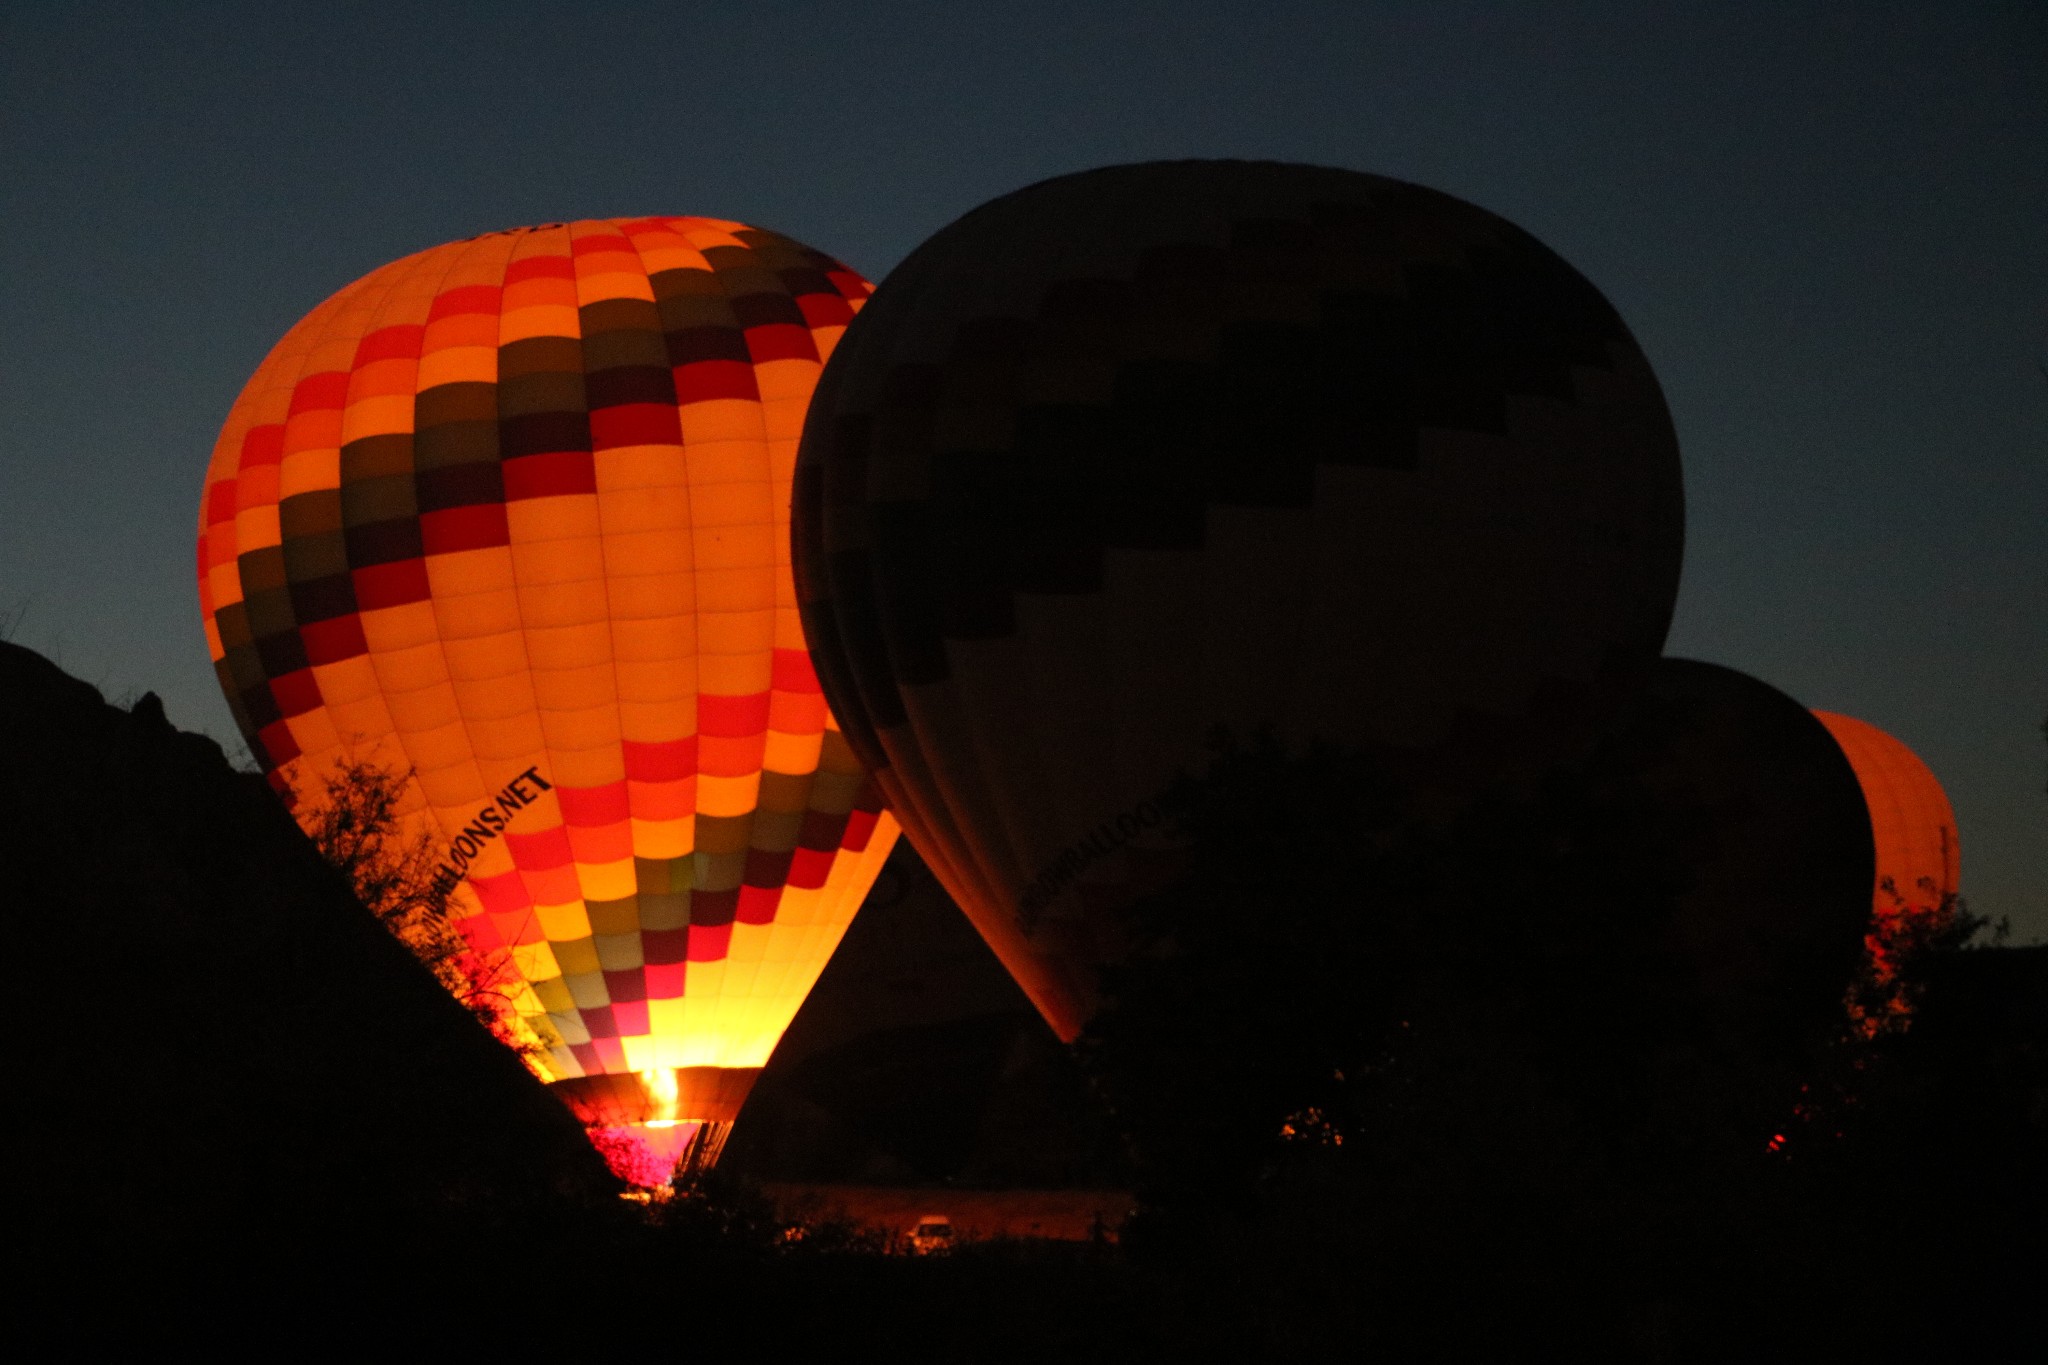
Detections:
1076,725,1723,1205
1066,717,2042,1357
292,756,548,1067
1845,882,1997,1044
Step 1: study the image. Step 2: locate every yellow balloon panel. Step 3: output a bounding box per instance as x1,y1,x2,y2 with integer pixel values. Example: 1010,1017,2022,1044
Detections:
199,217,897,1101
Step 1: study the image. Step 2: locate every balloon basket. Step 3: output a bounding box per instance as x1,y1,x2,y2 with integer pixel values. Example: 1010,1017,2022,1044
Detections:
549,1067,758,1193
589,1120,734,1195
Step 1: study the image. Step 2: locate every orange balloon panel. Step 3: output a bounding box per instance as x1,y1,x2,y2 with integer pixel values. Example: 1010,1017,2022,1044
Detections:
197,218,899,1121
1812,711,1960,918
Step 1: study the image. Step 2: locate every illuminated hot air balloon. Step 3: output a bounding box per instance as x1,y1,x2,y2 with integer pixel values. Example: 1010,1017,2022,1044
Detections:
793,161,1685,1038
1813,711,1961,922
198,217,899,1182
1813,711,1961,1035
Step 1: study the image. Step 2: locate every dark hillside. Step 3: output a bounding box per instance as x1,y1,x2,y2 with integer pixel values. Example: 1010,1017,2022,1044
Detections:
0,643,615,1289
6,638,2041,1353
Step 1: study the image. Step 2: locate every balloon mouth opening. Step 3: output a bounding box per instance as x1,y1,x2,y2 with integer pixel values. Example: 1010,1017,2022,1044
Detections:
546,1067,761,1190
587,1120,732,1192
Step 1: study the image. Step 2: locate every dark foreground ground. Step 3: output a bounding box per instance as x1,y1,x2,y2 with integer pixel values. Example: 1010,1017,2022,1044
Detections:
36,1109,2048,1360
5,639,2043,1356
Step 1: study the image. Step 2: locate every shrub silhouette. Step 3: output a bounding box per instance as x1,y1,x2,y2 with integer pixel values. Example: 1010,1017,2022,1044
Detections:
290,756,553,1067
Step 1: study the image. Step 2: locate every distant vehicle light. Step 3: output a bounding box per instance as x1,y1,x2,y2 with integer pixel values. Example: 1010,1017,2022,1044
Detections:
909,1216,957,1254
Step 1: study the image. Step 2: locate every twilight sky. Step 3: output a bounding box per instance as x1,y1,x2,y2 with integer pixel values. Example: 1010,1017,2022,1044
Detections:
3,2,2042,937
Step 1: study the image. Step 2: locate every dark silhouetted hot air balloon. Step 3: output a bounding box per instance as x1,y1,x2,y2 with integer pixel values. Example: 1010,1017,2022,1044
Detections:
1621,661,1874,1035
1560,660,1875,1148
198,217,898,1183
793,161,1685,1038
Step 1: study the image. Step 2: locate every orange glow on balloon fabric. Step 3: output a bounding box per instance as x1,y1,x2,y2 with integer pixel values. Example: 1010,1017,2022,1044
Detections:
197,217,899,1173
1811,711,1960,922
1813,710,1961,1030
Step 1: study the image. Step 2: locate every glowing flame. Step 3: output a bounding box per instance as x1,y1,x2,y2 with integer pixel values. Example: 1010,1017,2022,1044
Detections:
640,1067,680,1121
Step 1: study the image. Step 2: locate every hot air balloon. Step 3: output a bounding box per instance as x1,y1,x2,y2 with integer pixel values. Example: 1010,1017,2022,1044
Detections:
197,217,899,1183
793,161,1685,1039
1538,659,1876,1150
1813,711,1961,1035
1813,712,1960,922
1619,662,1874,1031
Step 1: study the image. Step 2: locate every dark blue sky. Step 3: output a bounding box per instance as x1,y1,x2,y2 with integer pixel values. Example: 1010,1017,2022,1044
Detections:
4,2,2043,936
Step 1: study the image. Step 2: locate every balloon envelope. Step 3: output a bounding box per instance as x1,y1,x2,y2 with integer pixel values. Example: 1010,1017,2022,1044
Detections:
1813,710,1961,1033
794,161,1684,1037
1619,661,1874,1034
1812,711,1960,920
198,217,898,1180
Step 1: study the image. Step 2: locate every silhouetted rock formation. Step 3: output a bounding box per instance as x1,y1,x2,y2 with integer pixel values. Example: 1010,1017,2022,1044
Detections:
0,643,615,1283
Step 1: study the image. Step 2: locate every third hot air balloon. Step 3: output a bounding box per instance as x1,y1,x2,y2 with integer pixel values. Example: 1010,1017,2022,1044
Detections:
1814,710,1962,1036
